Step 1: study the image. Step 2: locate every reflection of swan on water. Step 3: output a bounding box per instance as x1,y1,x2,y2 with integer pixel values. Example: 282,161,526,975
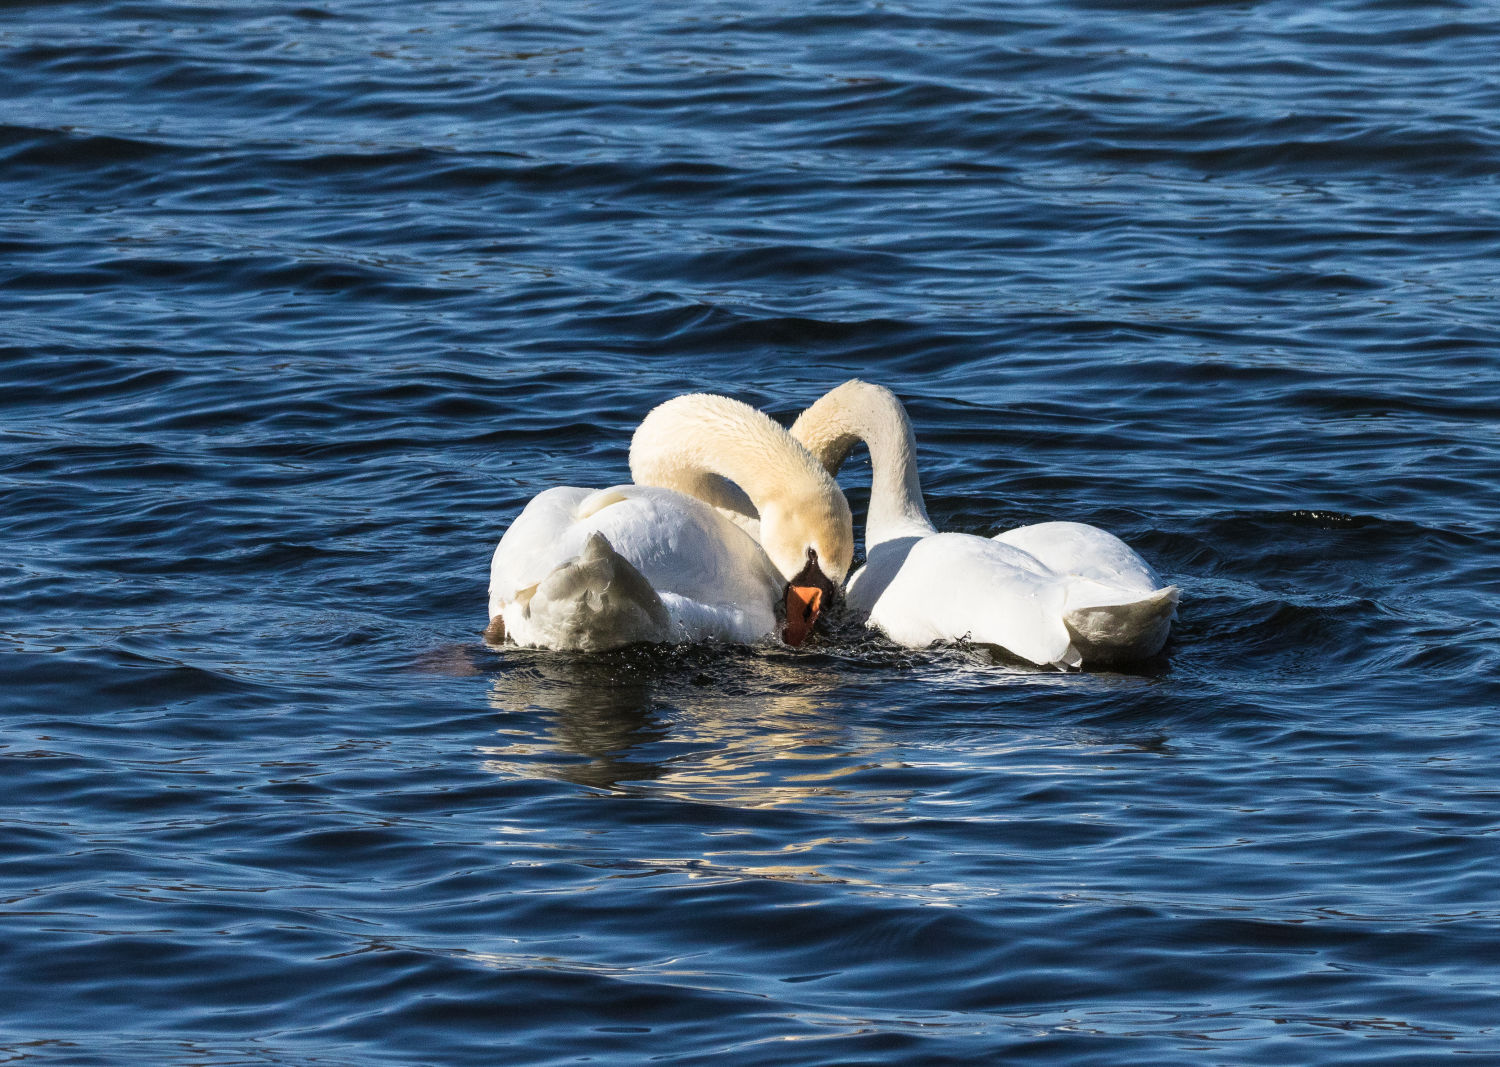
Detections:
477,649,891,893
479,647,887,802
791,381,1178,669
486,393,853,652
483,657,668,791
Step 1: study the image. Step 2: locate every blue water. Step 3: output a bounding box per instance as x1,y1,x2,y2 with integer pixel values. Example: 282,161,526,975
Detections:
4,0,1500,1062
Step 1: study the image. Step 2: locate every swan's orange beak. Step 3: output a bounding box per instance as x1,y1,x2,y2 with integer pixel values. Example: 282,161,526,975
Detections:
781,548,836,647
782,582,824,647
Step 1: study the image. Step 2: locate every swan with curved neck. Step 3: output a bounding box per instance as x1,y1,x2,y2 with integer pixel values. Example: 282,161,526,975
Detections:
487,392,852,651
631,392,852,595
790,380,1177,668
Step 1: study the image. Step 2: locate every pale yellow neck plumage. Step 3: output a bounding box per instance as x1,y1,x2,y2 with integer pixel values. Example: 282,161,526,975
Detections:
629,392,853,584
790,379,934,548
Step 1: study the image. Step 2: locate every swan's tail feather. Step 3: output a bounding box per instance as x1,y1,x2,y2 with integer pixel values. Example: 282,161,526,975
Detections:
519,532,673,651
1063,585,1179,665
482,614,506,644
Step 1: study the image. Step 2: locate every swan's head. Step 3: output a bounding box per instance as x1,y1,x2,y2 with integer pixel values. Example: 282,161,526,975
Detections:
759,492,853,647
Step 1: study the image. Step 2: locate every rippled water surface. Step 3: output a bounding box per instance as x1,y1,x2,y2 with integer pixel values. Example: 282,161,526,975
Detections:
4,0,1500,1062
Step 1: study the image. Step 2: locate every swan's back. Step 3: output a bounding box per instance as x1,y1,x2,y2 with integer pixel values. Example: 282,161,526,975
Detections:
993,520,1178,660
862,532,1077,667
489,484,784,649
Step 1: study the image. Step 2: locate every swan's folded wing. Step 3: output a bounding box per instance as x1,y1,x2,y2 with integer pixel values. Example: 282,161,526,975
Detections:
869,532,1076,667
579,487,779,605
488,486,597,616
995,521,1177,662
994,521,1163,592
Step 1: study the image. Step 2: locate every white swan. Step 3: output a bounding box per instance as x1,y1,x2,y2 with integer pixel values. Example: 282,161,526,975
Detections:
789,380,1178,668
487,392,853,652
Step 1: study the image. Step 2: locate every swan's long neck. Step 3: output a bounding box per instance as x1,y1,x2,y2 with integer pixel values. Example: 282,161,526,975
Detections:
629,393,853,582
790,380,934,548
629,394,812,508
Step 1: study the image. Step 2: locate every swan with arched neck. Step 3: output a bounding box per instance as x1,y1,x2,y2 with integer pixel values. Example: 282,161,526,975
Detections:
789,380,1176,668
487,392,852,651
